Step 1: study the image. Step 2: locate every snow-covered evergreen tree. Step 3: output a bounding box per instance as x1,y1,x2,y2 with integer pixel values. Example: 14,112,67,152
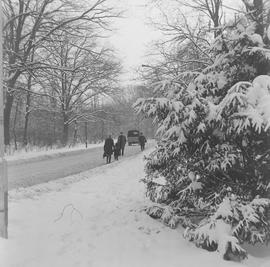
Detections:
135,1,270,260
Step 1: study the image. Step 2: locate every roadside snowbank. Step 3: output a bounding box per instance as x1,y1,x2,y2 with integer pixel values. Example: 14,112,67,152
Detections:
6,143,103,163
0,148,268,267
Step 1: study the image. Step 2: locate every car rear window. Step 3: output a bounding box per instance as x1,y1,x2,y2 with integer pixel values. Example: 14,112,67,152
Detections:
128,130,139,137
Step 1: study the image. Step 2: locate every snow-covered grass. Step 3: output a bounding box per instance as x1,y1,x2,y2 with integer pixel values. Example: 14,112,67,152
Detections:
0,148,269,267
5,142,104,162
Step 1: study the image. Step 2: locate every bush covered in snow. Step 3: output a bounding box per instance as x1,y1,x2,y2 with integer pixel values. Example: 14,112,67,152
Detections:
135,2,270,261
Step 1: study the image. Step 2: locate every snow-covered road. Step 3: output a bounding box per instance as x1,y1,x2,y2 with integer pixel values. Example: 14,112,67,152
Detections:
8,143,145,189
0,148,269,267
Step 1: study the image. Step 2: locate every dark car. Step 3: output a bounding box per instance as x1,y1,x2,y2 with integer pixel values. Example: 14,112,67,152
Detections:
127,130,140,145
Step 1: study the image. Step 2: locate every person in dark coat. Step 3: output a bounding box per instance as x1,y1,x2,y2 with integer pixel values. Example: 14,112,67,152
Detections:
103,135,114,163
114,141,121,160
138,132,147,151
117,132,127,156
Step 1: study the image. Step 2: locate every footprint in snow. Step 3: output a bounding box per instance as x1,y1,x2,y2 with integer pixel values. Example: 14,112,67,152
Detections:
138,226,151,235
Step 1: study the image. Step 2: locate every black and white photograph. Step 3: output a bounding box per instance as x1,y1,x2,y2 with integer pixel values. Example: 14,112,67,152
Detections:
0,0,269,266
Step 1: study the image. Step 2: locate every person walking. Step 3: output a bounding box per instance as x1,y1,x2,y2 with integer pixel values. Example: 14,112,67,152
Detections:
138,132,147,151
114,141,121,160
117,131,127,156
103,134,114,164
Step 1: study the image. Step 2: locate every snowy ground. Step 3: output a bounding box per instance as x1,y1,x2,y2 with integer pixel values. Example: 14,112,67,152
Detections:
5,142,103,162
0,148,269,267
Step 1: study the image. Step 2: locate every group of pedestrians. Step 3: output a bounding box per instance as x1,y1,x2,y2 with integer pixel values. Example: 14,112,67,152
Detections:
103,131,147,164
103,132,126,164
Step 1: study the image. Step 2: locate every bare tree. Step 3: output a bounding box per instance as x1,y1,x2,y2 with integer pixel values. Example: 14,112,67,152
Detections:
141,20,213,93
179,0,223,37
140,0,225,91
2,0,120,145
38,32,121,145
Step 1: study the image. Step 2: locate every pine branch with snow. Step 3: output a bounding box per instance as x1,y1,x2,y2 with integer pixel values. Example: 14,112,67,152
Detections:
135,2,270,261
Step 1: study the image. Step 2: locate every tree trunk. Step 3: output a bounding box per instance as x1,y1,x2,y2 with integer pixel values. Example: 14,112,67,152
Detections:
4,73,21,146
23,88,31,146
84,122,88,148
63,124,69,146
12,100,19,150
62,112,69,146
243,0,264,36
253,0,264,36
4,92,14,146
71,120,78,146
53,111,56,144
23,51,34,146
101,120,104,141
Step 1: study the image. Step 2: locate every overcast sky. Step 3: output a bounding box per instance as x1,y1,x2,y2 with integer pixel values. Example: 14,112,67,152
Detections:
108,0,243,85
108,0,160,84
